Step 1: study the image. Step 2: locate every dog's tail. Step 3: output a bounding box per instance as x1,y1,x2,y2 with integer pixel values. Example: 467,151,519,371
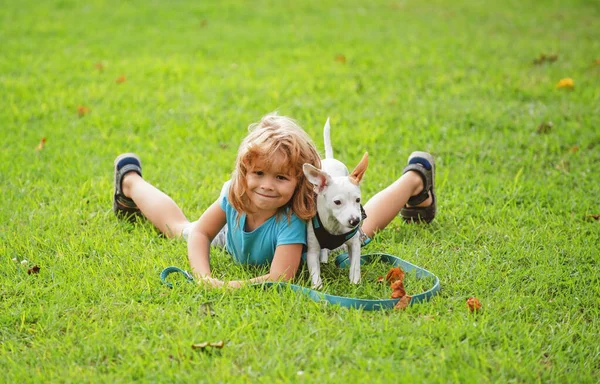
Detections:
323,117,334,159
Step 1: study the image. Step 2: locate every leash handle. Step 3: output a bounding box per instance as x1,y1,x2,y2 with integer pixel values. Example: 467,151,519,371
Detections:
160,266,194,288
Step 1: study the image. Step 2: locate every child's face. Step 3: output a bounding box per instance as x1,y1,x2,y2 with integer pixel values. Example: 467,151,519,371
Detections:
246,152,298,216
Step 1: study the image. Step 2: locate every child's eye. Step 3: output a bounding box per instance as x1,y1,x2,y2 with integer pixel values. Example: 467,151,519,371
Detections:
334,200,342,206
277,175,289,181
254,171,264,176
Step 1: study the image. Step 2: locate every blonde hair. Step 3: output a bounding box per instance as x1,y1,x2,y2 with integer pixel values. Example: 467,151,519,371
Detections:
228,112,321,221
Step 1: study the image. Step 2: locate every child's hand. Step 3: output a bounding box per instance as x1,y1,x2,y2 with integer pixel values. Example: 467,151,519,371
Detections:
225,280,243,288
198,276,224,288
198,276,245,289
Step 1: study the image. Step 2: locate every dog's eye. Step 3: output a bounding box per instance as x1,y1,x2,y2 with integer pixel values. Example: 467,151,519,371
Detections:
356,198,361,203
334,200,342,206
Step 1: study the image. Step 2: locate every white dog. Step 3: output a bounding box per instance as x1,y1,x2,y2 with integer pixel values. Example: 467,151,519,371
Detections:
303,118,368,288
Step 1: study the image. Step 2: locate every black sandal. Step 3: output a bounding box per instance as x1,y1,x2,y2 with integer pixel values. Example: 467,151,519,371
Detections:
400,151,436,223
113,153,143,220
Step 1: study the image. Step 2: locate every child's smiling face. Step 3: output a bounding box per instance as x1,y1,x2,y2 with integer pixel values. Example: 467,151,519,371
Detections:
246,151,298,216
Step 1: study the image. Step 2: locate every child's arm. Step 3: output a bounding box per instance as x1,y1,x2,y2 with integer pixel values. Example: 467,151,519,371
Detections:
224,244,303,288
187,199,226,282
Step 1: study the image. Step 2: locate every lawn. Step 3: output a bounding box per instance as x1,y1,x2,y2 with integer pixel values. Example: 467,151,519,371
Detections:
1,0,599,382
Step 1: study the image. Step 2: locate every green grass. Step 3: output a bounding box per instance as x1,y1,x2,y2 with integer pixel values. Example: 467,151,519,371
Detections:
1,0,600,382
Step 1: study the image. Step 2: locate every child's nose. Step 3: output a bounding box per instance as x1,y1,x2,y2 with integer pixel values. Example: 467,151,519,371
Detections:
261,177,275,190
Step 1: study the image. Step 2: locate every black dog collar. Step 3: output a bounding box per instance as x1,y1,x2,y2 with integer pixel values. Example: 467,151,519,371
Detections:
311,206,367,250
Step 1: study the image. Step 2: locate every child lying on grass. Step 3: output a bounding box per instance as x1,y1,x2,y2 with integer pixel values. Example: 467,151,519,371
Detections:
112,113,436,287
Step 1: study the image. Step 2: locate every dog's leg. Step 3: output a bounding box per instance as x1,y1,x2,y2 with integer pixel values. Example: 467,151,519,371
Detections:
307,251,322,288
320,249,329,264
347,237,362,284
306,227,323,289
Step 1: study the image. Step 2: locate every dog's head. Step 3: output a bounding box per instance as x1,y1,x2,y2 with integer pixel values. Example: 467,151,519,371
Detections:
303,152,368,232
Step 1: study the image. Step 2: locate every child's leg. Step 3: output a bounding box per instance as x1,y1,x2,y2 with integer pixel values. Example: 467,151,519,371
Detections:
362,152,435,238
113,153,189,238
121,173,190,238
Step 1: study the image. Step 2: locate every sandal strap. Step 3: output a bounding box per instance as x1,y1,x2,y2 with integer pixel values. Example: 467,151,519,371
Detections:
113,154,142,217
401,199,436,224
115,164,141,194
402,163,432,206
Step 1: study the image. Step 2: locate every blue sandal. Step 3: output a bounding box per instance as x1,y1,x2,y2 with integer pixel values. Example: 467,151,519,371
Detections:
113,153,143,220
400,151,436,223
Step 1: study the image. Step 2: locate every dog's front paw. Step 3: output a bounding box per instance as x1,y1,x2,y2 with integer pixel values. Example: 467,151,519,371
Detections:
349,270,361,285
311,278,323,290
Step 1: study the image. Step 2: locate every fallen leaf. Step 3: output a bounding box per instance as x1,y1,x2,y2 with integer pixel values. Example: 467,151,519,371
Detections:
192,341,224,350
199,303,215,317
200,20,208,27
385,267,405,284
27,265,40,275
555,159,569,172
466,297,482,312
533,54,558,65
394,295,412,310
536,121,553,134
570,145,579,153
94,62,104,71
78,105,90,117
585,214,599,221
595,59,600,65
540,353,552,369
116,75,126,84
35,137,47,151
556,78,574,89
390,280,406,298
335,54,346,64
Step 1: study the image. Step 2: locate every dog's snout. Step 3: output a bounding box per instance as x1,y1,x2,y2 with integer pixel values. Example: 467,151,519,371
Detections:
348,217,360,227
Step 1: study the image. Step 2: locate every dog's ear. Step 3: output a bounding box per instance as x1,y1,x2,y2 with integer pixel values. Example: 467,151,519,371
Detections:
349,152,368,184
303,163,331,192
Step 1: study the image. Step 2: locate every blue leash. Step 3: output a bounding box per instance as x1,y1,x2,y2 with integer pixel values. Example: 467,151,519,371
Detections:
159,252,440,311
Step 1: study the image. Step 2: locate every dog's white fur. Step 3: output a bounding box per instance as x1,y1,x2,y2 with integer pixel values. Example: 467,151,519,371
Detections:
303,118,368,288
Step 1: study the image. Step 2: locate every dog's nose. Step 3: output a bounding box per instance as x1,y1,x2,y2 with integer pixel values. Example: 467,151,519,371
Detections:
348,217,360,227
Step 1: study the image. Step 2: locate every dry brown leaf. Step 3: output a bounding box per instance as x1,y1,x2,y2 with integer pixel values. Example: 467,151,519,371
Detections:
394,295,412,310
192,340,224,350
533,54,558,65
94,62,104,71
540,353,552,369
116,75,126,84
386,267,405,285
35,137,47,151
390,280,406,298
555,159,569,172
536,121,553,134
586,214,599,221
27,265,40,275
466,297,482,312
335,54,346,64
77,105,90,117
